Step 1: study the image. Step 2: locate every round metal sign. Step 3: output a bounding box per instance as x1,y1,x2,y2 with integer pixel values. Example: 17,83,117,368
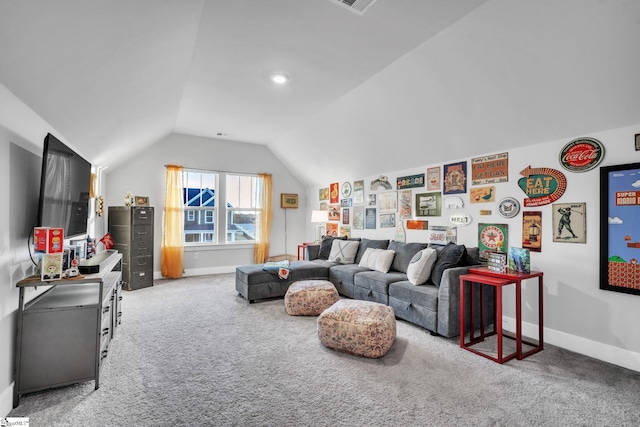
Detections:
559,137,604,172
498,197,521,218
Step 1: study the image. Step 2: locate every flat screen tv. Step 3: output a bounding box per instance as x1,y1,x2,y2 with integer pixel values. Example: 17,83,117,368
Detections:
37,133,92,239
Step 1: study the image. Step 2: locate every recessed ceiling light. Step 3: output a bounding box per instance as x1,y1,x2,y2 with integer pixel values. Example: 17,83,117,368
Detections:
271,73,289,84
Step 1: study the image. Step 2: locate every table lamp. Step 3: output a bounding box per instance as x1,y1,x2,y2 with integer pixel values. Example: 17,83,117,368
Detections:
311,210,329,243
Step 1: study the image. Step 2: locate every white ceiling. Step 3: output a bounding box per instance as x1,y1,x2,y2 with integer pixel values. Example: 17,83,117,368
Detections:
1,0,639,187
0,0,486,165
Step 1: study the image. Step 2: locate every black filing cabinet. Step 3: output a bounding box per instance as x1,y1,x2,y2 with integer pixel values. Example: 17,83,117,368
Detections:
108,206,154,290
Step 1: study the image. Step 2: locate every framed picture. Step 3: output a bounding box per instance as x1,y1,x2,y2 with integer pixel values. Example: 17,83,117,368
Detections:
522,211,542,252
553,203,586,243
478,223,508,260
134,196,149,206
365,208,377,229
319,188,329,201
427,166,441,191
353,180,365,204
342,208,350,225
599,162,640,295
415,192,441,216
378,191,398,213
380,213,396,228
330,182,339,203
636,133,640,151
328,204,340,221
353,206,364,229
399,189,412,219
443,161,467,194
280,193,298,208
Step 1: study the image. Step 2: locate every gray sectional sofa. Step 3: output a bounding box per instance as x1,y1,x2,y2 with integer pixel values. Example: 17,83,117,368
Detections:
236,238,494,338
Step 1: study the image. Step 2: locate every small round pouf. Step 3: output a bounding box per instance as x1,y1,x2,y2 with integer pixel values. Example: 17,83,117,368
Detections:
317,299,396,358
284,280,340,316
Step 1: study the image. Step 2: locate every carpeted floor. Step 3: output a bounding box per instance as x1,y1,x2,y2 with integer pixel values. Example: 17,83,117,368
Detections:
9,273,640,426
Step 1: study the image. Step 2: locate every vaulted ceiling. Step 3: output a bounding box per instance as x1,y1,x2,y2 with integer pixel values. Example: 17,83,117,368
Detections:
1,1,639,187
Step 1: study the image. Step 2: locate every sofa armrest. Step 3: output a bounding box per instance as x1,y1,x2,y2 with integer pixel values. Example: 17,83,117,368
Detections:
436,264,480,338
306,244,320,260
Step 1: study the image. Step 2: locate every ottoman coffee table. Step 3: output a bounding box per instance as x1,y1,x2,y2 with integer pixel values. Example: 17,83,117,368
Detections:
284,280,340,316
317,299,396,358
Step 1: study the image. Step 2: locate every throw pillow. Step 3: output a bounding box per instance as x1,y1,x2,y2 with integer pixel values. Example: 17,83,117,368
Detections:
354,238,390,264
406,248,438,285
318,236,346,260
358,248,396,273
328,240,360,264
387,241,429,273
430,243,467,287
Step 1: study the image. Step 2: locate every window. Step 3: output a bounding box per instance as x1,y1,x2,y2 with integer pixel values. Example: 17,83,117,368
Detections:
183,171,217,244
181,170,260,245
226,174,259,243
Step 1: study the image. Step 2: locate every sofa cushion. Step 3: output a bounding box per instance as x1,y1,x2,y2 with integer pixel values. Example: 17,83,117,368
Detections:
430,243,467,287
355,238,390,264
328,239,360,264
318,236,347,260
358,248,396,273
406,247,438,285
387,241,429,273
389,280,439,311
354,270,408,295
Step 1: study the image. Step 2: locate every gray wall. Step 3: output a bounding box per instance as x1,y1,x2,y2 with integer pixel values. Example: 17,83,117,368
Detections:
104,133,307,276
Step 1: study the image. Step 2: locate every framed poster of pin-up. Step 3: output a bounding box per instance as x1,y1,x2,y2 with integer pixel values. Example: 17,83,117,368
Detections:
600,162,640,295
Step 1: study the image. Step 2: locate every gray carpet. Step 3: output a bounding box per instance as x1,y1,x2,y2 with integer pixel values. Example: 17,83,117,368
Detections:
9,273,640,426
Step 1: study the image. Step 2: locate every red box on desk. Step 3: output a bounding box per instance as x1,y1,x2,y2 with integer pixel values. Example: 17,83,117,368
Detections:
34,227,64,253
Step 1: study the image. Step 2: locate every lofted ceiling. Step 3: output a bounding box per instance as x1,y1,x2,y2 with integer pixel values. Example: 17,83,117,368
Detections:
1,1,640,187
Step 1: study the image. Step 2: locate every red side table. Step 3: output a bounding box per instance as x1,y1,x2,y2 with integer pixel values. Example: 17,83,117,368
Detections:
460,267,544,363
297,242,315,260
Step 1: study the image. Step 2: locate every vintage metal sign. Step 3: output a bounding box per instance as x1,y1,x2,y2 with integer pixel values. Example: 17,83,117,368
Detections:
517,165,567,207
559,137,604,172
471,152,509,185
449,213,472,226
396,173,425,189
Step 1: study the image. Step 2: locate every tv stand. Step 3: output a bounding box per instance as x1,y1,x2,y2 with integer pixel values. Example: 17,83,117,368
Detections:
13,251,123,407
78,249,118,274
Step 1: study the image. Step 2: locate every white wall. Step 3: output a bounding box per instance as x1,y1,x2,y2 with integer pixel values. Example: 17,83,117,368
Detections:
105,133,307,276
307,123,640,371
0,84,65,416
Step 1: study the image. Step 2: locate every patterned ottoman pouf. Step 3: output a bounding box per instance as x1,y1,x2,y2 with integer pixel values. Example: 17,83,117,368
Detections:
317,299,396,358
284,280,340,316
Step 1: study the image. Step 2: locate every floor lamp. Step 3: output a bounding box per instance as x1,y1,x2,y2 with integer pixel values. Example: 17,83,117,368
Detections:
311,210,329,243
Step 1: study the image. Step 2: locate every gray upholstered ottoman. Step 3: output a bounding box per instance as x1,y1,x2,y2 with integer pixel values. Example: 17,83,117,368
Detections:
317,299,396,358
284,280,339,316
236,261,329,303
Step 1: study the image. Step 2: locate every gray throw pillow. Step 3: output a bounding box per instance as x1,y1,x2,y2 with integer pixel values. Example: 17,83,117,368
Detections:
388,241,429,273
430,243,467,287
318,236,346,260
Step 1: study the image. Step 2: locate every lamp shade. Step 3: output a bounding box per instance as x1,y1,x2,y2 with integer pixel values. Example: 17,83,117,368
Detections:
311,210,329,223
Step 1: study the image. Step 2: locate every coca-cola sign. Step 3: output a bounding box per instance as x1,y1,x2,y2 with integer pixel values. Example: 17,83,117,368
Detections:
559,138,605,172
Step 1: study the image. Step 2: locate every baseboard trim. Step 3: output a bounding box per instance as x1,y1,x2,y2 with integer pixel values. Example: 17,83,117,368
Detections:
1,383,14,418
153,266,237,280
503,316,640,372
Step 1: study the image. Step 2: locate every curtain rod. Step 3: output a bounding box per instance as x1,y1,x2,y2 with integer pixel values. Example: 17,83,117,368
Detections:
164,164,270,175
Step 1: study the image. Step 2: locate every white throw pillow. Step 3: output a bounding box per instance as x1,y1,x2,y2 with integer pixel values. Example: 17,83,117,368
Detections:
358,248,396,273
328,240,360,264
407,248,438,285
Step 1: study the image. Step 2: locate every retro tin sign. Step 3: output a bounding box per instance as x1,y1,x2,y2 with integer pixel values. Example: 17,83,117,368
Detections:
559,137,604,172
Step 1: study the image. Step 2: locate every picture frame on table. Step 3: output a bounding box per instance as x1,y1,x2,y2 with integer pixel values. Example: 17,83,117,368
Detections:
134,196,150,206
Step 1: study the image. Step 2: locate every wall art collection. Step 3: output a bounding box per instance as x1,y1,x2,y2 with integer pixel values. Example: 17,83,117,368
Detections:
313,136,636,289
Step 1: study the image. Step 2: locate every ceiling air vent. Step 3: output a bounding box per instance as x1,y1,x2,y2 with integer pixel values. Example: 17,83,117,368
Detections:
328,0,378,15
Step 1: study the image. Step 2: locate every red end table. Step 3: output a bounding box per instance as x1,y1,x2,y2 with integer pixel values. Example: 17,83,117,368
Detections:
460,267,544,363
297,242,315,260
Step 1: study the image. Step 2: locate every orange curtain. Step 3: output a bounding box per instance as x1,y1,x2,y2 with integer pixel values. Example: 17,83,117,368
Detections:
161,165,184,278
253,173,272,264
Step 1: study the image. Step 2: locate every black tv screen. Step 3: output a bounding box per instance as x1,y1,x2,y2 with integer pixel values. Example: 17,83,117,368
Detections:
37,133,92,239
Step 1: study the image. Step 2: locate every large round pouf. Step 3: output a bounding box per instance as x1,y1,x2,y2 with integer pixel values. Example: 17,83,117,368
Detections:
284,280,340,316
317,299,396,358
